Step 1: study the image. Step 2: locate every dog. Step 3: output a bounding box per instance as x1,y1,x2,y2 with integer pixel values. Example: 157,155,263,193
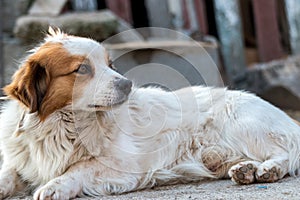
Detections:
0,27,300,200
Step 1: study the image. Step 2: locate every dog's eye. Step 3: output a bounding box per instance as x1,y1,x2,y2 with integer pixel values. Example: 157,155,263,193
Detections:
75,64,91,75
108,59,113,67
108,60,118,71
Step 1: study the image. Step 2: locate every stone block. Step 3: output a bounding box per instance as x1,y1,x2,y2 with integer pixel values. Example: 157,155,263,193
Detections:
14,10,119,44
246,55,300,110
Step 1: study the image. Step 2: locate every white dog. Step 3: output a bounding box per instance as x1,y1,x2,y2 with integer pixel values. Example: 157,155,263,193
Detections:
0,27,300,200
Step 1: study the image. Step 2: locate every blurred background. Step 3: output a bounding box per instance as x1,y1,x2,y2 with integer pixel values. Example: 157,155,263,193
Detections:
1,0,300,115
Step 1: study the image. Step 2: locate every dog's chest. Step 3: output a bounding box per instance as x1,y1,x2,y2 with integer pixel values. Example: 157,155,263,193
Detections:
11,128,77,185
0,111,92,186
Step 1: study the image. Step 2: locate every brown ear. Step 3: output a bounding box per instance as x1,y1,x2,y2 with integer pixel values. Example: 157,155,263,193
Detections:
4,59,49,114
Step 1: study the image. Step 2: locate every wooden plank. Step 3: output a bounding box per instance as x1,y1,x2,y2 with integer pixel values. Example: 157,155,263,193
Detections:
214,0,246,86
104,40,218,50
194,0,208,34
106,0,132,24
284,0,300,54
252,0,284,62
106,40,222,88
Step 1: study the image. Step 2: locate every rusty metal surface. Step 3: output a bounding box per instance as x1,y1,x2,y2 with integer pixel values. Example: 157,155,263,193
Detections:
194,0,208,35
106,0,132,24
252,0,284,62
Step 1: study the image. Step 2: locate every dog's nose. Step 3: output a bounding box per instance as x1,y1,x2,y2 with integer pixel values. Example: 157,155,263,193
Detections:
114,78,132,95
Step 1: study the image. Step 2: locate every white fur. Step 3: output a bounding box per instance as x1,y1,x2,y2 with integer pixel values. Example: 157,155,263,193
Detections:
1,31,300,199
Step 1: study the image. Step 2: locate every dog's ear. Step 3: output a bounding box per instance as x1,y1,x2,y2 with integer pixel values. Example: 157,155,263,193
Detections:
4,59,49,114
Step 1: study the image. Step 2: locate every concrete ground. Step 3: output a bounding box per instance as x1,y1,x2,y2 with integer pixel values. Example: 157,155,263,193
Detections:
9,176,300,200
91,177,300,200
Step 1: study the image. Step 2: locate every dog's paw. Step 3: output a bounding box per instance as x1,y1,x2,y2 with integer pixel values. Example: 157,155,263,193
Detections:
34,185,69,200
256,166,280,183
33,179,78,200
228,161,260,184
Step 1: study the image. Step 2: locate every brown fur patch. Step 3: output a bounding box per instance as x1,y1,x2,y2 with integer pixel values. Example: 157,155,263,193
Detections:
4,42,88,120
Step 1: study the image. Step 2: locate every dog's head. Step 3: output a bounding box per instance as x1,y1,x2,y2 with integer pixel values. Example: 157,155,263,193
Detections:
4,27,132,120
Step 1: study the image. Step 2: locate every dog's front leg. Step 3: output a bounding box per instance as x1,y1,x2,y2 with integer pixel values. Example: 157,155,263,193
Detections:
33,171,80,200
34,159,140,200
33,161,88,200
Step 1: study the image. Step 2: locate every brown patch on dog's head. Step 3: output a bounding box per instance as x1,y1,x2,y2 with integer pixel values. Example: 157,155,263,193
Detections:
4,42,87,121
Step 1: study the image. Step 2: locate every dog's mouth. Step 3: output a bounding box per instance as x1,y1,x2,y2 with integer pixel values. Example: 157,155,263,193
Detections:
87,105,107,109
88,96,128,110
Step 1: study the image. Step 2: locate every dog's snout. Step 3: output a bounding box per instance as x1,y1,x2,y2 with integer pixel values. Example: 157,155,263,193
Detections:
114,78,132,95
